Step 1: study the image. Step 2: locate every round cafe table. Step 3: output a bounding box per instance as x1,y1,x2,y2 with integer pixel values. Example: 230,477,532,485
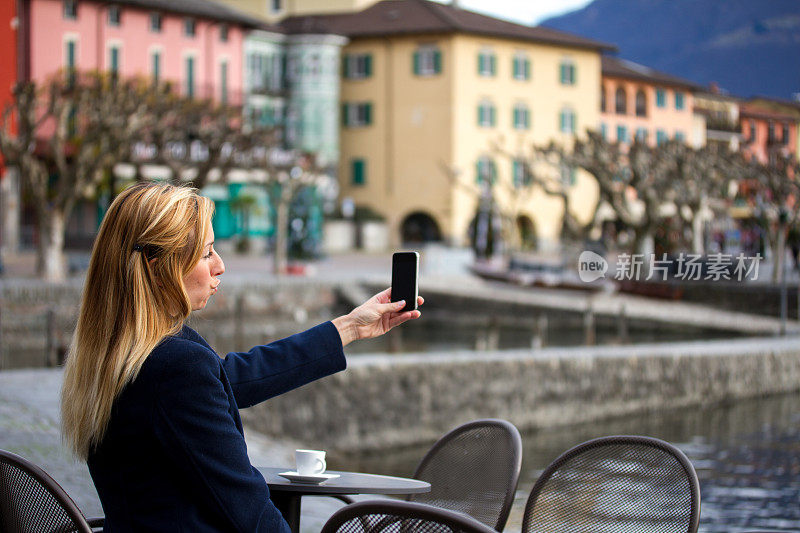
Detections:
257,466,431,533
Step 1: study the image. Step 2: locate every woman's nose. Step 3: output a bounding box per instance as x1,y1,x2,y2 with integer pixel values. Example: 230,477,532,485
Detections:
215,255,225,276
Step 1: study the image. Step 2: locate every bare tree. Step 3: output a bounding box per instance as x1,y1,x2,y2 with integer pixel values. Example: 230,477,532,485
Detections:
526,131,744,255
738,151,800,282
0,73,152,280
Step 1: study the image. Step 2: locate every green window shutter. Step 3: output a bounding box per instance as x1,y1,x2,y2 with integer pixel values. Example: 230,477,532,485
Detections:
524,59,530,79
67,41,75,68
364,103,372,125
342,55,350,78
475,160,482,183
341,103,349,126
571,65,576,84
433,50,441,73
186,57,195,98
365,54,372,77
352,159,365,185
490,55,496,76
490,160,497,184
477,54,483,75
559,111,565,132
512,58,518,79
110,47,119,73
489,106,495,126
477,105,483,126
512,160,519,187
559,63,565,84
413,51,420,75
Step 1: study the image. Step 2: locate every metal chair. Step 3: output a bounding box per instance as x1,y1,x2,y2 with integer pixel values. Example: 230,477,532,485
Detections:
522,435,701,533
0,449,104,533
407,419,522,531
330,419,522,531
320,499,498,533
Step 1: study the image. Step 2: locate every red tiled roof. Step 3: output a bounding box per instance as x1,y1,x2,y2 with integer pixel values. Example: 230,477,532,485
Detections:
602,55,702,91
280,0,616,52
740,102,799,122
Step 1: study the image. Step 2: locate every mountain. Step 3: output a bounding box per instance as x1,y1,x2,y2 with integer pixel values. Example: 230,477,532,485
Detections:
541,0,800,100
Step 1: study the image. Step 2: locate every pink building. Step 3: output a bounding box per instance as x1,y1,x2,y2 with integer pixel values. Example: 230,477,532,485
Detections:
600,56,700,147
739,102,798,164
21,0,262,105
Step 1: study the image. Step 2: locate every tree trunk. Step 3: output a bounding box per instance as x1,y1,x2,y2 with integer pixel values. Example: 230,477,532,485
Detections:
37,208,67,282
773,223,787,283
0,166,21,255
273,185,292,275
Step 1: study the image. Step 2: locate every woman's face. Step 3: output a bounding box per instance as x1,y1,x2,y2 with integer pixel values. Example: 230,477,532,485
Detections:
184,225,225,311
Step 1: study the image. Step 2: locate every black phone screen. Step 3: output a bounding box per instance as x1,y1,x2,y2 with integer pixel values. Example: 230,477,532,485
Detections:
391,252,419,312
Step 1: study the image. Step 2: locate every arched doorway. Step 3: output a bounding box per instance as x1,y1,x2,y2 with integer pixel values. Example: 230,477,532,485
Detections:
516,215,537,250
401,212,442,244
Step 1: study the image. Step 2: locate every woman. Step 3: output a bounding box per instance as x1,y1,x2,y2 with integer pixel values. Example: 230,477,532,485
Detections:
60,183,422,532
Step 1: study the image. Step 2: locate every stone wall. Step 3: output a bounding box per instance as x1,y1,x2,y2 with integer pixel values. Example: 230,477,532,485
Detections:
240,337,800,453
0,279,338,369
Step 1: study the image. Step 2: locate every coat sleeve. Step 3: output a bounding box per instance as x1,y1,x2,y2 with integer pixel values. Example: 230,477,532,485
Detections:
221,321,346,408
153,346,291,533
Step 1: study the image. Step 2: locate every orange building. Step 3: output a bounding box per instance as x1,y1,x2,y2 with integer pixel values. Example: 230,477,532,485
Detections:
600,55,701,147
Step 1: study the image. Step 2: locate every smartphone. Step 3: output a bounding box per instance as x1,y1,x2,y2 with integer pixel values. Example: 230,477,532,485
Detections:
391,252,419,313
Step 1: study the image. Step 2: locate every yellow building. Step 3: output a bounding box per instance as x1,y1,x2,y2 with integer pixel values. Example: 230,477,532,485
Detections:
284,0,614,249
219,0,378,22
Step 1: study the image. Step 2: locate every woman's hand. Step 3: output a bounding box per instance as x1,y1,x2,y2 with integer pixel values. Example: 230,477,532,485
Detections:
332,288,423,346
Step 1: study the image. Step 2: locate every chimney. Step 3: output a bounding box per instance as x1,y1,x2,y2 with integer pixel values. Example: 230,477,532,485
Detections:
709,82,720,94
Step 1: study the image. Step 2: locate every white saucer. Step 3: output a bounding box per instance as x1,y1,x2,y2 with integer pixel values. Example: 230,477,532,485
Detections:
278,471,340,484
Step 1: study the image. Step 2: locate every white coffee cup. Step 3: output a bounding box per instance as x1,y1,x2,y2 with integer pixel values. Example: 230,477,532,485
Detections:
295,449,326,476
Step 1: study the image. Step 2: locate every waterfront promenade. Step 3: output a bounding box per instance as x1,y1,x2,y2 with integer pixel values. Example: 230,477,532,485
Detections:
2,248,799,531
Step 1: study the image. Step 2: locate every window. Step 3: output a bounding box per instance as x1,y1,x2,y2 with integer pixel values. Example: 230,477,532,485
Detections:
477,100,495,128
675,91,685,110
351,159,366,186
220,24,228,42
108,5,120,25
184,19,196,37
561,165,577,187
783,124,791,145
478,49,496,77
616,125,628,143
271,0,283,12
152,51,161,83
559,107,576,134
600,123,607,139
64,0,77,19
65,39,77,84
512,53,530,81
635,128,648,142
656,88,666,108
656,129,668,145
559,59,576,85
600,86,606,112
675,131,685,142
512,159,532,188
615,87,627,115
513,103,530,130
476,156,496,185
413,46,442,76
150,13,162,32
768,122,775,143
560,165,577,187
635,89,647,117
186,56,195,98
343,53,372,79
220,60,228,105
109,45,120,75
342,102,372,127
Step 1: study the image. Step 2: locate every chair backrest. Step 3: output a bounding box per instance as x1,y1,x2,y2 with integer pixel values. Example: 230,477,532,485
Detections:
522,435,701,533
408,418,522,531
321,499,498,533
0,449,93,533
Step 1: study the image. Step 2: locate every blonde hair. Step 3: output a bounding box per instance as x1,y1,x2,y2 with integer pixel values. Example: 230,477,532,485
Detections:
61,182,214,459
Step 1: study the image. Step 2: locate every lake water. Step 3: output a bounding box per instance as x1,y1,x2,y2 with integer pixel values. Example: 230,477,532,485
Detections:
331,392,800,532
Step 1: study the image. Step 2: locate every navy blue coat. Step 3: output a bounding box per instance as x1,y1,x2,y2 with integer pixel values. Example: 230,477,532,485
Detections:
87,321,346,532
